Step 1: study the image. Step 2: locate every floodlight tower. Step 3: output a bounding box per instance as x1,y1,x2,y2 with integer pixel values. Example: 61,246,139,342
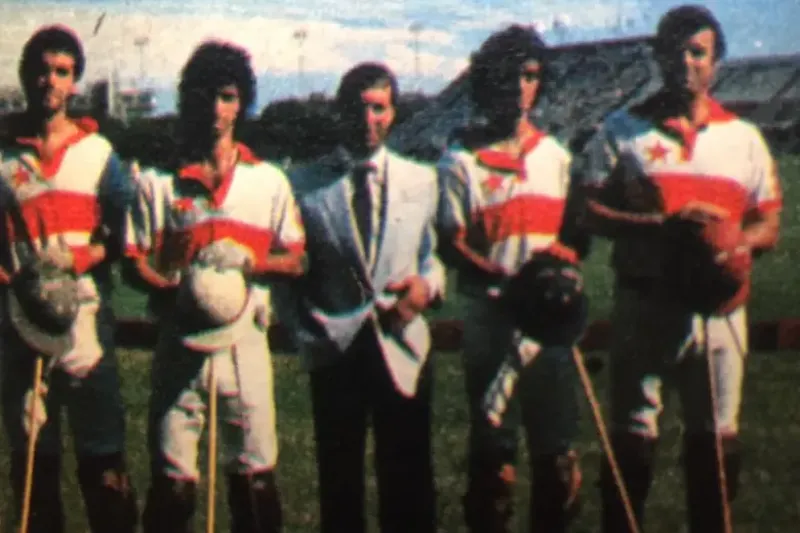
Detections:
134,35,149,88
409,22,424,89
293,28,308,94
552,14,571,44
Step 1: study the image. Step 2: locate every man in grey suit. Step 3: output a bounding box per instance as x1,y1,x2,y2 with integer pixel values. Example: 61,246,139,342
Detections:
279,63,445,533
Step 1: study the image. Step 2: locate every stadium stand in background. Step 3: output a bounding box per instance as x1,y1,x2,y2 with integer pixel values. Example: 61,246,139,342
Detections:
388,34,800,159
0,83,157,122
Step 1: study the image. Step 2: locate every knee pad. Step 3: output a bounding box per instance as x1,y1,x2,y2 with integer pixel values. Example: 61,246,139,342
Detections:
227,470,284,533
528,451,583,533
142,474,197,533
76,453,138,533
531,451,582,516
463,458,515,533
9,451,65,533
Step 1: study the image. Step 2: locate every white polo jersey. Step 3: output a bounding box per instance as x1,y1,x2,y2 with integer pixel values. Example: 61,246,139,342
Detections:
0,115,133,300
580,96,783,279
125,143,306,299
0,116,133,375
437,129,573,293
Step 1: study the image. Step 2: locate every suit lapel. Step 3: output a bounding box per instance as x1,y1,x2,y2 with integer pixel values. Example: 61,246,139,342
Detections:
323,175,372,283
372,152,402,289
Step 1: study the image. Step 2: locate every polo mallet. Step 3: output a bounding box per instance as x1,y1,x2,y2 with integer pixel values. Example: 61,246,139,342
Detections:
19,356,44,533
725,315,747,360
701,319,734,533
207,357,219,533
10,195,65,533
572,346,642,533
482,340,641,533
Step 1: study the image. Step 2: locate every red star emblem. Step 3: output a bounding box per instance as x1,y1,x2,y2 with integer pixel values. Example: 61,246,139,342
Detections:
12,165,31,187
483,174,505,194
647,141,669,163
173,198,195,213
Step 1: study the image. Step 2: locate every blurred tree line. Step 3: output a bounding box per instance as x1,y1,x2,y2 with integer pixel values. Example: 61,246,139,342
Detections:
97,91,433,168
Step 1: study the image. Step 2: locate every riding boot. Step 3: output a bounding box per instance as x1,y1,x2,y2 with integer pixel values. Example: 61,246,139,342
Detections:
682,433,743,533
599,433,657,533
529,450,582,533
9,451,65,533
227,469,284,533
141,473,197,533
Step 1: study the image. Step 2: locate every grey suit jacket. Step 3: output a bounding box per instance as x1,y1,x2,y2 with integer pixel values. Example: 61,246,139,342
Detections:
275,147,446,397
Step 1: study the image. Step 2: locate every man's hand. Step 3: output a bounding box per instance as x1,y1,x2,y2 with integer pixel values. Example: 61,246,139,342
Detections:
23,381,49,436
252,253,307,277
36,241,107,275
39,245,75,271
383,275,431,328
196,244,251,271
131,256,181,291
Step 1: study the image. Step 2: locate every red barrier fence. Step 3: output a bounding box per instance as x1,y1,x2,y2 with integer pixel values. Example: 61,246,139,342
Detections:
116,319,800,352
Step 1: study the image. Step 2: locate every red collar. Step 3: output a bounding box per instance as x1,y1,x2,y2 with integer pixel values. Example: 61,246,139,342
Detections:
12,116,99,179
177,142,260,208
632,95,736,160
661,98,736,132
631,94,736,131
474,129,546,178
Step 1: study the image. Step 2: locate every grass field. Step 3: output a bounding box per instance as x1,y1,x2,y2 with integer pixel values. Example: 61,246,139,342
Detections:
0,156,799,532
1,350,799,532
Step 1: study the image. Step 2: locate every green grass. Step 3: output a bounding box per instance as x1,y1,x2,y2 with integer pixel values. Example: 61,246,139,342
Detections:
1,350,799,532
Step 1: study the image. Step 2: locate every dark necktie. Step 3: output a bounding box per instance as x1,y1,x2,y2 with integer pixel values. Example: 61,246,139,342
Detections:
352,164,375,260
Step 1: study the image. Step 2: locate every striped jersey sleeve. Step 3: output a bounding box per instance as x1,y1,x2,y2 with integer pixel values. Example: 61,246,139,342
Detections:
578,123,620,188
436,148,473,238
267,169,306,257
124,165,172,259
746,130,783,215
98,153,136,260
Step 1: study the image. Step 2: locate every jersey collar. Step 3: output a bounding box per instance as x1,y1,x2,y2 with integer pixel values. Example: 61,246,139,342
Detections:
178,142,259,208
632,94,736,160
11,115,99,179
474,128,546,178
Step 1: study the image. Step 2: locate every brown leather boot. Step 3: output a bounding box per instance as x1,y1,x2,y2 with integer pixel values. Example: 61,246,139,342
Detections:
227,470,284,533
682,433,742,533
463,461,516,533
76,452,138,533
529,450,583,533
600,434,657,533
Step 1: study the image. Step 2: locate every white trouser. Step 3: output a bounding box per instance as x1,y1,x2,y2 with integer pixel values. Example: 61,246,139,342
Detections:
149,316,278,481
608,282,748,439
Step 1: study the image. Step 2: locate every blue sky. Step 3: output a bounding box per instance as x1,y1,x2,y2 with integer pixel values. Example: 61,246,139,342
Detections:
0,0,796,115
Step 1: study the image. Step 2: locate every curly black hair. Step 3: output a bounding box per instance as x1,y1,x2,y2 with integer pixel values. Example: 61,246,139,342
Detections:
654,4,727,62
468,24,549,114
19,25,85,90
177,40,256,151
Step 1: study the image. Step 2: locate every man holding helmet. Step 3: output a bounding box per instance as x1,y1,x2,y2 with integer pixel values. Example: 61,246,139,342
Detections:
436,24,589,533
577,5,782,532
123,41,306,533
0,24,138,533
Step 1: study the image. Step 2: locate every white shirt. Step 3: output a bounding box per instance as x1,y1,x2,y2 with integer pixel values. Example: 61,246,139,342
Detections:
364,146,387,268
